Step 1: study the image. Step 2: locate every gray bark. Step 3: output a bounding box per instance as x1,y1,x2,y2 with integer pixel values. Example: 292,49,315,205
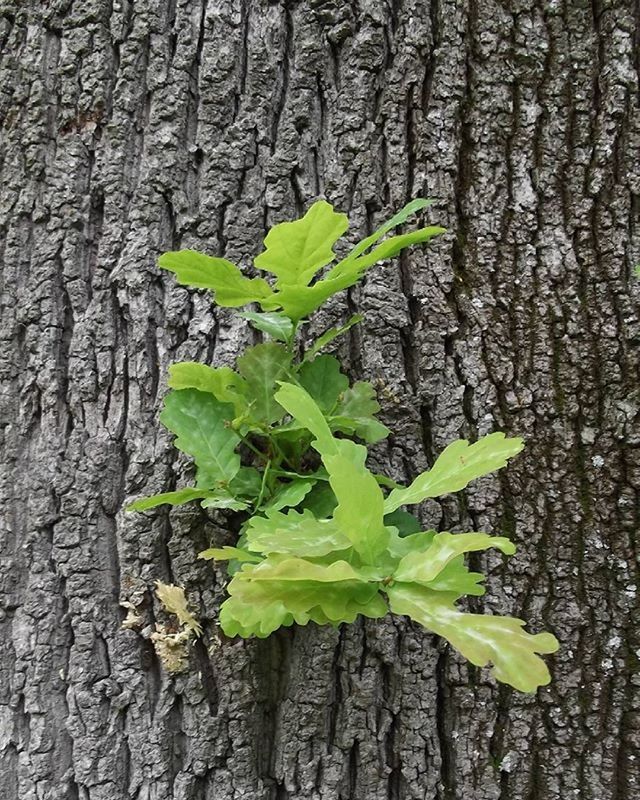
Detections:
1,1,638,798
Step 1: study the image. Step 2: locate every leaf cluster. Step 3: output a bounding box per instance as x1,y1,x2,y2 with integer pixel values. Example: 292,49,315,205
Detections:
128,199,558,692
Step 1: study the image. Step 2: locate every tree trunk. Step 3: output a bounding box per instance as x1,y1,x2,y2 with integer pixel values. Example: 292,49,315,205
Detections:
1,1,638,798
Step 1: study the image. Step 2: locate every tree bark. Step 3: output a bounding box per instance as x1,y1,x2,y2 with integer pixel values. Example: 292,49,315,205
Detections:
1,1,638,798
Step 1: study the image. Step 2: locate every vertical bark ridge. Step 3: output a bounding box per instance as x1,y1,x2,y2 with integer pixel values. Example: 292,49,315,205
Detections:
0,1,638,798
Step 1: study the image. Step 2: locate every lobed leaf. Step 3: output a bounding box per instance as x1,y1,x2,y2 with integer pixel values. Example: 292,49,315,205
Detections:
324,442,389,564
386,584,559,692
246,509,350,556
240,311,295,343
237,343,293,424
159,250,273,307
384,433,525,513
155,581,202,636
168,363,248,417
264,480,315,512
160,390,241,485
220,577,387,638
254,200,349,288
299,355,349,413
393,532,516,584
236,556,369,583
344,198,436,262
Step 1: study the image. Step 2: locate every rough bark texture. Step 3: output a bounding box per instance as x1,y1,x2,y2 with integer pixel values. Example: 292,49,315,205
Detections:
1,1,639,798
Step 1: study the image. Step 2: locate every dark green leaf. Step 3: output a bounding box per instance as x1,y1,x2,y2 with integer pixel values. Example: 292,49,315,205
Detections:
160,389,241,484
237,343,293,424
299,355,349,413
383,509,422,537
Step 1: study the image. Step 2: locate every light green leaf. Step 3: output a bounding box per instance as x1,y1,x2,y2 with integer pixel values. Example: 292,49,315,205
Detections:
127,487,214,512
386,530,436,559
336,381,379,417
394,532,515,584
198,546,262,563
344,198,436,262
220,577,386,638
160,389,241,484
304,314,363,360
324,440,389,564
330,415,390,444
246,509,351,556
330,380,390,443
328,226,445,282
237,343,293,424
254,200,349,288
423,557,486,598
271,231,443,320
384,433,525,513
168,362,248,416
299,355,349,412
239,311,295,343
274,382,337,454
159,250,274,307
264,480,315,512
237,556,369,583
386,584,559,692
200,492,248,511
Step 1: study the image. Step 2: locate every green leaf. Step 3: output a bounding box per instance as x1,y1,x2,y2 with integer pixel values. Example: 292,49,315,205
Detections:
300,482,338,518
304,314,363,360
198,546,262,563
274,382,337,454
383,509,422,537
160,390,241,485
386,530,436,559
127,487,214,512
324,441,389,564
237,343,293,424
394,532,515,584
229,467,263,499
246,509,351,556
270,227,444,321
264,480,315,512
220,577,386,638
423,557,486,598
345,198,436,262
336,381,379,417
386,584,559,692
330,380,390,443
328,226,445,282
299,355,349,412
330,415,390,444
237,556,369,583
384,433,525,513
239,311,295,343
159,250,274,307
168,362,248,417
200,492,248,511
254,200,349,288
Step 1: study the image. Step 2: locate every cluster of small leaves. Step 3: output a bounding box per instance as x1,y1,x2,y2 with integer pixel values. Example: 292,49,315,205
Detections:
128,199,558,692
